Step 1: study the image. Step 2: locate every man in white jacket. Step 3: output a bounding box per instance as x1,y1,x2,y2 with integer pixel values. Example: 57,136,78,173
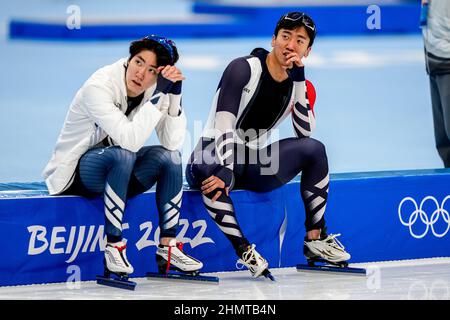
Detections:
43,35,202,278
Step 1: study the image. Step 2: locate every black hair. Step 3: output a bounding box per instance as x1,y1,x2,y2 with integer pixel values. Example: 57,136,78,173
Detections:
274,12,316,47
128,38,179,66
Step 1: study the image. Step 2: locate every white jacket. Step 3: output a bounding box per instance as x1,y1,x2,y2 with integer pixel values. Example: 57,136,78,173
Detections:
43,58,187,195
423,0,450,59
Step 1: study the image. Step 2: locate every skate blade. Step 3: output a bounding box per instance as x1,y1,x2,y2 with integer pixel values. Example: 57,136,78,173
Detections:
146,271,219,284
96,275,137,290
296,264,366,276
261,269,276,281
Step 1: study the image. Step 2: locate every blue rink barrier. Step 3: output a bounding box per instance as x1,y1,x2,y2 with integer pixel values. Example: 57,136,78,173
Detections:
192,2,422,36
9,2,421,41
0,169,450,286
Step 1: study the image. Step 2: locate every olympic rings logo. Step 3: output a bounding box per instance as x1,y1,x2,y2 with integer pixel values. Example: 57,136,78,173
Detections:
408,280,450,300
398,196,450,239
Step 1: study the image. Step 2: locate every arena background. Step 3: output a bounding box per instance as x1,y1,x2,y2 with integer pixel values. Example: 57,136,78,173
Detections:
1,0,450,301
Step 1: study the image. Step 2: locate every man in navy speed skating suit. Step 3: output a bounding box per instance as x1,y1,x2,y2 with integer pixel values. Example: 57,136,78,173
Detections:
186,12,351,277
43,35,202,278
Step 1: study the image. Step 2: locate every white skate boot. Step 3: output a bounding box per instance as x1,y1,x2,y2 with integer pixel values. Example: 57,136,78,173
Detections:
236,244,274,280
304,232,351,266
156,239,203,274
104,241,134,275
96,241,136,290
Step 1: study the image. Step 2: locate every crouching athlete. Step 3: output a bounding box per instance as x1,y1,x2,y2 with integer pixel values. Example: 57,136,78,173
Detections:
43,35,202,279
186,12,351,278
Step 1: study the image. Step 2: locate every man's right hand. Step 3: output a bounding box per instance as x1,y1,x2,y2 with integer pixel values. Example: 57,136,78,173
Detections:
284,51,304,69
154,65,185,97
201,175,229,202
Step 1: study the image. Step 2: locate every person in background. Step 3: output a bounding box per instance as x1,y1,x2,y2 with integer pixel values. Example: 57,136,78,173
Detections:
422,0,450,167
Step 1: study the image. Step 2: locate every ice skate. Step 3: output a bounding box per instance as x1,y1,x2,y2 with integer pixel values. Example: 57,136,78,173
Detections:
147,239,218,283
297,230,365,275
303,232,351,267
96,241,137,290
236,244,275,281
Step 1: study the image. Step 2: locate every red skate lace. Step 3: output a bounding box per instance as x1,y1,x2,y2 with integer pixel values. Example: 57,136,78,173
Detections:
166,246,172,274
113,244,126,252
165,242,184,274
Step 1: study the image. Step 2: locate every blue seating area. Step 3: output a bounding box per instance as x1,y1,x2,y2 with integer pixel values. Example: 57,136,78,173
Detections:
1,169,449,286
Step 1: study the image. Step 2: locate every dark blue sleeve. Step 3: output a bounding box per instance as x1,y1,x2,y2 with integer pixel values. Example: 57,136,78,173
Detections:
211,57,251,190
216,57,251,115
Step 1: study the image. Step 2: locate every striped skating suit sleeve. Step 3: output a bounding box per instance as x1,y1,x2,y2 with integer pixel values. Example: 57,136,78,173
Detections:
289,66,316,138
212,58,251,191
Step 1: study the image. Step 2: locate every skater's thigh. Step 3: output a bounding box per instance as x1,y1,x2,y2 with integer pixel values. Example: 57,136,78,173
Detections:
78,146,136,194
239,138,309,192
187,142,246,188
